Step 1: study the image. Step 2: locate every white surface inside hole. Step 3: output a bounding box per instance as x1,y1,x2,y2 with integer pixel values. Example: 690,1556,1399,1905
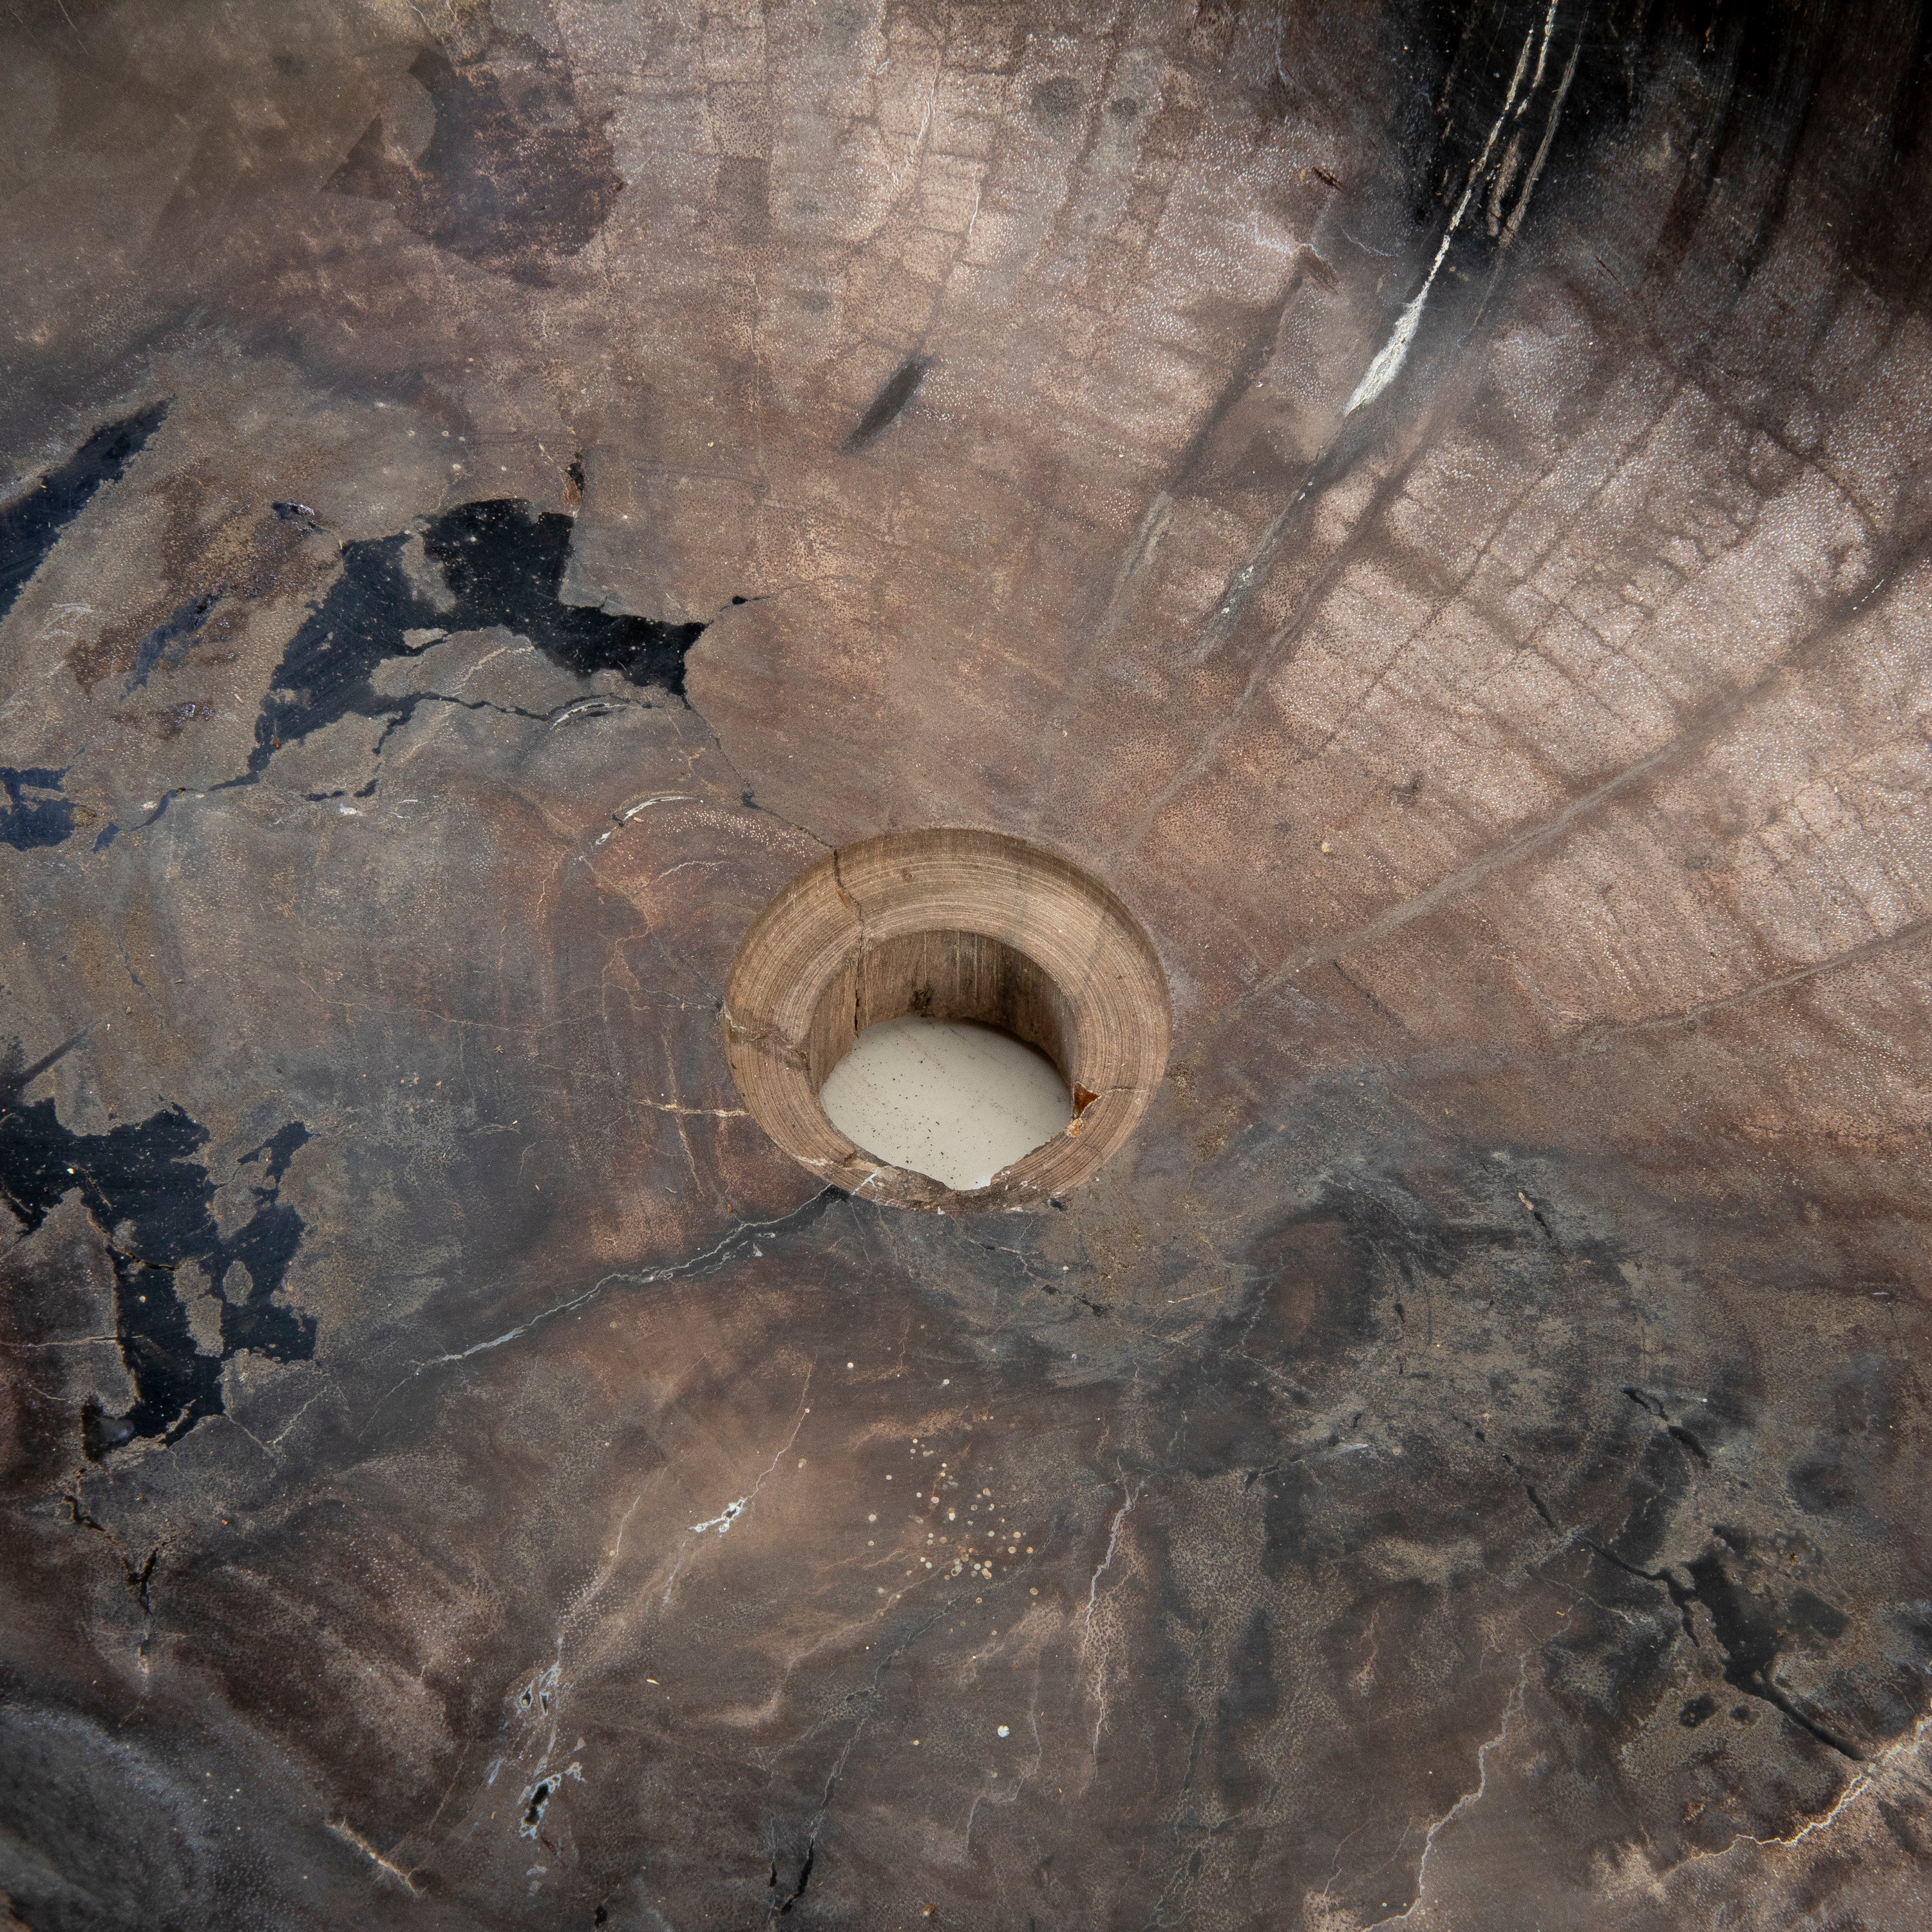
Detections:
819,1016,1073,1192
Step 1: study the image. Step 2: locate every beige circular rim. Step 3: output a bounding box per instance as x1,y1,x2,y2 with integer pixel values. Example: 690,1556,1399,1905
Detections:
723,828,1171,1211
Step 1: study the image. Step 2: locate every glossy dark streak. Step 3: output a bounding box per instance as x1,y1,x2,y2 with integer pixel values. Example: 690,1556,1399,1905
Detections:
0,1054,311,1456
1452,0,1932,308
843,356,931,451
1169,0,1929,707
242,498,708,781
1421,0,1854,200
1378,0,1923,405
0,403,166,623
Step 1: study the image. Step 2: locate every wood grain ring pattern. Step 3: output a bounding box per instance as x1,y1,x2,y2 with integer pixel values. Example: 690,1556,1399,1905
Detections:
723,828,1171,1210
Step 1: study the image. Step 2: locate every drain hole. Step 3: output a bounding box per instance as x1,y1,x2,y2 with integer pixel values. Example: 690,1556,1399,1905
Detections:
806,927,1079,1195
725,829,1169,1208
820,1016,1072,1193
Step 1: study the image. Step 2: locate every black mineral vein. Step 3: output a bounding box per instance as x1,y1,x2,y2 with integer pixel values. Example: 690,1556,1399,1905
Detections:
242,498,706,780
0,766,76,851
0,403,166,624
0,1039,311,1457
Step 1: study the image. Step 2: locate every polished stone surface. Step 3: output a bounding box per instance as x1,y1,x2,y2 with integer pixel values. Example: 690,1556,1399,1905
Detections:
2,1,1930,1926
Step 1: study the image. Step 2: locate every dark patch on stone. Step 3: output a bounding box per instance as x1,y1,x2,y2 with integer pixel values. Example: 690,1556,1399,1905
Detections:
1586,1531,1866,1759
70,487,318,696
1676,1548,1862,1754
1679,1692,1718,1727
240,498,706,780
1144,1170,1566,1587
0,766,77,851
1786,1356,1899,1517
126,590,221,692
1214,1607,1281,1808
0,1039,311,1456
1030,76,1083,130
1242,1177,1525,1367
842,356,930,451
329,41,624,283
713,155,770,239
1786,1586,1852,1644
0,403,166,625
1423,0,1926,301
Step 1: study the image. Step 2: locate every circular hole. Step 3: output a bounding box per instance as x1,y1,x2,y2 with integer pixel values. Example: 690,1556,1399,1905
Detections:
818,938,1077,1191
724,829,1170,1209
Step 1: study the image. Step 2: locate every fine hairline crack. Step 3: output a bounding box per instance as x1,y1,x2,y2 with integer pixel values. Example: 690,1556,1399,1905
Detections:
359,1189,837,1431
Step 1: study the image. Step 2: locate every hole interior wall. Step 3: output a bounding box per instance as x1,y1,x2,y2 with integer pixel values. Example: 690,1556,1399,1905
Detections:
804,929,1079,1095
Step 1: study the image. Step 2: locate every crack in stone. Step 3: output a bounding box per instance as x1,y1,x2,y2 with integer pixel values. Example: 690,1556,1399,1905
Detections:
363,1190,837,1428
1366,1654,1531,1927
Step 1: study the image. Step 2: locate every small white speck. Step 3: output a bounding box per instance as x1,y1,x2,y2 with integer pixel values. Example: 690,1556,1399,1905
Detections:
996,1725,1009,1738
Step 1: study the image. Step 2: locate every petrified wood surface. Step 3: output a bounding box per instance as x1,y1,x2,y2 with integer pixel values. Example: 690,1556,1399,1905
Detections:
724,828,1171,1210
2,2,1929,1926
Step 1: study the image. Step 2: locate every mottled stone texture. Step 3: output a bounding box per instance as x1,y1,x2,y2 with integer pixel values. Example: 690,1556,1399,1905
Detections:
1,0,1929,1926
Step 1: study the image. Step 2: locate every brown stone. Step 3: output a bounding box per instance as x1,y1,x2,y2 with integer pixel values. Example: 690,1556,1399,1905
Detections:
1,1,1929,1927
